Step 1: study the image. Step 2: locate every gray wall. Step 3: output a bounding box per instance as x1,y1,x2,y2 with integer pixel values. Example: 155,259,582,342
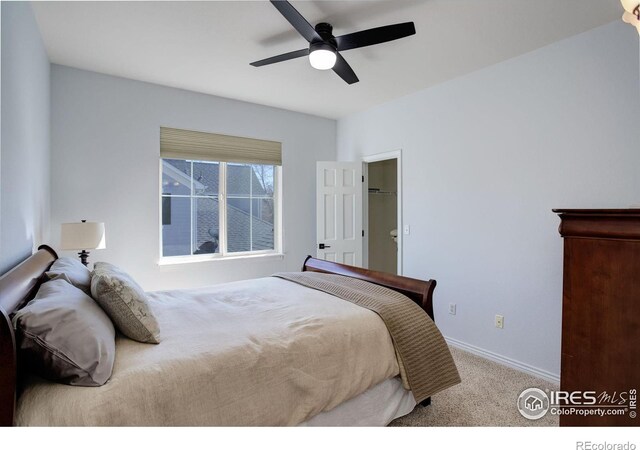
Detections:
0,2,51,275
50,65,336,291
337,21,640,378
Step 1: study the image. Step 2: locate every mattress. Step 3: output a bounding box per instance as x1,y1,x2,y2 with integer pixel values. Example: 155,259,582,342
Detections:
16,277,404,426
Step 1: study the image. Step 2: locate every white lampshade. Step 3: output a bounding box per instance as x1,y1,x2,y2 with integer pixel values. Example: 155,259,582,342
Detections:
60,221,106,250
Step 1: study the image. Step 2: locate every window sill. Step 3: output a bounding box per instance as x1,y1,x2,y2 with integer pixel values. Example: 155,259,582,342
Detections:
158,252,284,266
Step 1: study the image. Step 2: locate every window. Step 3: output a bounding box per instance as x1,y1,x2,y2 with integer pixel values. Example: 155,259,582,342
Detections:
159,127,282,261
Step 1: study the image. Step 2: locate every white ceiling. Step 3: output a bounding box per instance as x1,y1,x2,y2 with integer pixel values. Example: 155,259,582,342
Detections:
31,0,621,119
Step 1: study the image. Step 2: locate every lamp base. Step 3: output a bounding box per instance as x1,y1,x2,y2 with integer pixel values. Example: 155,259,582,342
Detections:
78,250,90,267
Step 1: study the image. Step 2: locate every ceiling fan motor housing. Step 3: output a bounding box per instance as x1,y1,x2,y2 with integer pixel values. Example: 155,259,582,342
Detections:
309,41,336,54
313,22,337,51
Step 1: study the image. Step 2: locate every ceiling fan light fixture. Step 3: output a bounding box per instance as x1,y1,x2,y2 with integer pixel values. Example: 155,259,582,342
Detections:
621,0,640,34
309,43,337,70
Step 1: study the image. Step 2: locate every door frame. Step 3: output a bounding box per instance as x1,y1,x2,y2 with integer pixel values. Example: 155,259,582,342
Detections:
362,150,403,275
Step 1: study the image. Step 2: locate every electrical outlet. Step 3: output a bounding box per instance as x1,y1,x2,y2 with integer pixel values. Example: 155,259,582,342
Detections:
449,303,456,315
403,225,410,235
495,315,504,329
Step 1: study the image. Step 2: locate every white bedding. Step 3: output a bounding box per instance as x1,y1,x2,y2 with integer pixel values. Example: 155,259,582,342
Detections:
16,277,404,426
299,377,416,426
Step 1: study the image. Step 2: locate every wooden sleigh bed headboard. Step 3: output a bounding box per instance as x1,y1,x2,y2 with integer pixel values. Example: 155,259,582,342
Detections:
0,249,436,426
0,245,58,426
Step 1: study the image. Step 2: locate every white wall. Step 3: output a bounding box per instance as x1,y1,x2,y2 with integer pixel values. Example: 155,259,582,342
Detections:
337,21,640,378
51,65,336,291
0,2,50,275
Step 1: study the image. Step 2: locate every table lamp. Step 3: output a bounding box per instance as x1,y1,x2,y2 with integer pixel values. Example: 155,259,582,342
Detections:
60,220,106,266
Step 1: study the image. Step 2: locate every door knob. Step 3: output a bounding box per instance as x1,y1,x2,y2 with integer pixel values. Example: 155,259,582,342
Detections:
318,243,331,249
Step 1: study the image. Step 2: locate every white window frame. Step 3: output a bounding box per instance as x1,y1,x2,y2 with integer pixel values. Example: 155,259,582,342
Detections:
158,158,283,265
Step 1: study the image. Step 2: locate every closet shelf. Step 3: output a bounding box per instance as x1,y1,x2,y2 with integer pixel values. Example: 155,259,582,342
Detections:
368,191,396,195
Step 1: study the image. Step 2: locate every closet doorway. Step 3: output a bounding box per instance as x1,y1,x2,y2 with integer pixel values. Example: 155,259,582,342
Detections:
363,151,402,275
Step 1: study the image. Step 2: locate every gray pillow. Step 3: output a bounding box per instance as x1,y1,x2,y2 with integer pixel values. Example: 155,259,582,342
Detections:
46,257,92,294
91,262,160,344
12,278,116,387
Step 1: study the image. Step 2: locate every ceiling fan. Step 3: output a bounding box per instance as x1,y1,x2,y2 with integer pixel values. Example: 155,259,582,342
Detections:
250,0,416,85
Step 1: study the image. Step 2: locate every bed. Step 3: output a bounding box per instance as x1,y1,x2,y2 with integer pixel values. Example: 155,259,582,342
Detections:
0,246,458,426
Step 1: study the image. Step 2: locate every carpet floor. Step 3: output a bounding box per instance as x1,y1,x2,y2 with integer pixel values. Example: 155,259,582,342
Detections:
390,346,559,426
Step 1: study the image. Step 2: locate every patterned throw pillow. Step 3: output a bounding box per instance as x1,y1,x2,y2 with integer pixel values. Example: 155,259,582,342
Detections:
91,262,161,344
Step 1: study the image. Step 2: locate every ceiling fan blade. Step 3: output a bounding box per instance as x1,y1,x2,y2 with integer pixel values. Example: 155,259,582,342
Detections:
250,48,309,67
335,22,416,52
270,0,321,43
333,53,359,85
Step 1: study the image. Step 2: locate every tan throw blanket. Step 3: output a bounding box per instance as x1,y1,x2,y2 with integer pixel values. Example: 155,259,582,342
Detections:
273,272,461,403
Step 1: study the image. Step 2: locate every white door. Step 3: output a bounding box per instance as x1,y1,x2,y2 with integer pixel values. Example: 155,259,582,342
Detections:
316,162,363,266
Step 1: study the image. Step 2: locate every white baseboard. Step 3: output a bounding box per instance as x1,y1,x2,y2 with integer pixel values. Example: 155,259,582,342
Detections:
445,336,560,384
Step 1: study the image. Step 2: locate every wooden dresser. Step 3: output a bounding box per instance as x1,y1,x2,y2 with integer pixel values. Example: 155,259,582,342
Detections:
554,209,640,426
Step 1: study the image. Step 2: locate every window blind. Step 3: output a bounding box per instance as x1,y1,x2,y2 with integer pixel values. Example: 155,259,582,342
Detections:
160,127,282,165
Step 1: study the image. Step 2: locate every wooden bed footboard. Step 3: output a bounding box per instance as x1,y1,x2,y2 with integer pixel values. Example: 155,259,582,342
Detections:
302,256,436,321
302,257,437,408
